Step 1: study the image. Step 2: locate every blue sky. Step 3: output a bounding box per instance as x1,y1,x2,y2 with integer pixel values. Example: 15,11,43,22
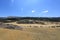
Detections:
0,0,60,17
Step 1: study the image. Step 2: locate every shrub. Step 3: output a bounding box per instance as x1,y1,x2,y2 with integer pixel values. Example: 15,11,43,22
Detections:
56,26,60,27
51,26,55,28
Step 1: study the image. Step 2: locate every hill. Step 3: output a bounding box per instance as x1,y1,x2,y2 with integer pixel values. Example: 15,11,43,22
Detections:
0,17,60,40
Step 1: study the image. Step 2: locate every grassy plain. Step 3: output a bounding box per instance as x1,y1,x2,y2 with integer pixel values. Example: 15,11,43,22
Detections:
0,22,60,40
0,27,60,40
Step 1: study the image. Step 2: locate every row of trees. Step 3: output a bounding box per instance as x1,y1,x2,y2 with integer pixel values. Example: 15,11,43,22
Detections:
0,17,60,23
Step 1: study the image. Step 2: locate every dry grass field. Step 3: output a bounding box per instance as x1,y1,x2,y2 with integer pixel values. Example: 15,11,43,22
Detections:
0,28,60,40
0,21,60,40
0,28,32,40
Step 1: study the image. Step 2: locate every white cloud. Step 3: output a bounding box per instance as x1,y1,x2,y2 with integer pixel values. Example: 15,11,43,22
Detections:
42,10,48,13
32,10,35,13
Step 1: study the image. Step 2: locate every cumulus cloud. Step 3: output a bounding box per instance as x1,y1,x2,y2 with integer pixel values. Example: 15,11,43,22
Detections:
41,10,48,13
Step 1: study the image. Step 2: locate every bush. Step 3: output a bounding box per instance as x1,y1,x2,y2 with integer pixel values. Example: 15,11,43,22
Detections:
4,24,23,30
56,26,60,27
5,26,15,29
51,26,55,28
